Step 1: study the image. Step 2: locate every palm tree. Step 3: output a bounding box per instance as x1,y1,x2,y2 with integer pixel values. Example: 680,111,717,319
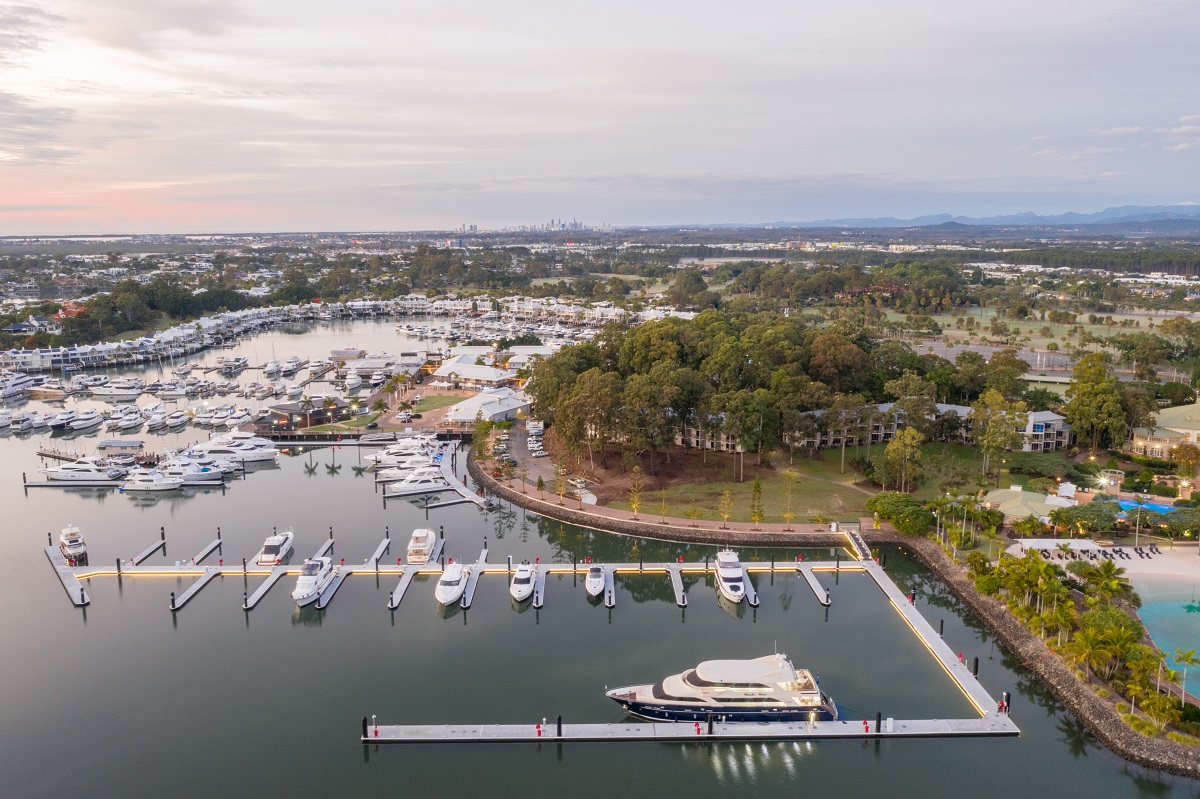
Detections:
299,395,314,429
1174,648,1199,707
1064,627,1108,684
371,397,388,415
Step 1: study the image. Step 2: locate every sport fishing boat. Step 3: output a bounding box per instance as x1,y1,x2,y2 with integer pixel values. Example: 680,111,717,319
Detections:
406,527,437,564
715,550,746,604
291,557,335,606
256,528,295,566
58,524,87,564
605,653,838,722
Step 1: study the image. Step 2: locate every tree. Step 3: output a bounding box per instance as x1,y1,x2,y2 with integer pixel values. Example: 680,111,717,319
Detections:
299,395,314,429
970,389,1028,480
536,475,545,496
627,465,644,518
984,349,1030,400
782,468,798,530
749,477,764,529
883,425,925,492
719,490,733,529
1064,353,1128,454
371,397,388,414
828,392,867,475
884,370,938,437
1174,649,1199,708
1174,442,1200,480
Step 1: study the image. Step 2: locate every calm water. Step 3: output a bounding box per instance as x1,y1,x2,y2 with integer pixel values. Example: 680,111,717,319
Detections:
0,321,1196,798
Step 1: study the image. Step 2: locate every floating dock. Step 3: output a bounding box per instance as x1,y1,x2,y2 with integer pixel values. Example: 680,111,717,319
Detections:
244,566,289,609
171,567,221,610
666,563,688,607
362,715,1019,744
132,538,165,565
531,567,546,609
603,566,615,608
741,566,759,607
460,547,488,609
797,564,831,606
44,547,89,606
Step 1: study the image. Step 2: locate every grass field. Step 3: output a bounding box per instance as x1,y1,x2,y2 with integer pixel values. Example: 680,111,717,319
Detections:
412,395,462,413
598,449,873,524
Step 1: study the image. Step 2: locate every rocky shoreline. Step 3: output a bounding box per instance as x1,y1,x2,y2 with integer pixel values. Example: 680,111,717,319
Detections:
469,457,1200,778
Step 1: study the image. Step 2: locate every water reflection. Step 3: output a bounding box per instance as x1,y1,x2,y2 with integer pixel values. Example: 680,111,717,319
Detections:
291,604,324,626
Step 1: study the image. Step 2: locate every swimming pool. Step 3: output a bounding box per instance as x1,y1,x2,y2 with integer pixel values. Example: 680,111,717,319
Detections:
1115,499,1176,514
1131,576,1200,660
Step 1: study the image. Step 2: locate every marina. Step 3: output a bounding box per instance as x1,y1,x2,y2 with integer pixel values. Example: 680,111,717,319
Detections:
0,318,1189,798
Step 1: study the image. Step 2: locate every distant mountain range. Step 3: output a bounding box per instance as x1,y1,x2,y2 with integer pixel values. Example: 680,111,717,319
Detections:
798,205,1200,228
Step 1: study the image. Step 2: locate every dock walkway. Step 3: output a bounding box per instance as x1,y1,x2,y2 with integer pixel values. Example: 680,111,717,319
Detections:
797,564,831,606
44,547,89,606
364,715,1019,744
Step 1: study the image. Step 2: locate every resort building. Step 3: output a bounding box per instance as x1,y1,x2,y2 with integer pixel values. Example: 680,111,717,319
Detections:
442,388,530,426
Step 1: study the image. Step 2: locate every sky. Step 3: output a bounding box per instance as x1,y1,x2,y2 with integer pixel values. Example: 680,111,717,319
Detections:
0,0,1198,234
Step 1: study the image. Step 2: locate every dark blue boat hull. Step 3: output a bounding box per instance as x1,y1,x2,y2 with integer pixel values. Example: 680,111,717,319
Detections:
615,699,838,723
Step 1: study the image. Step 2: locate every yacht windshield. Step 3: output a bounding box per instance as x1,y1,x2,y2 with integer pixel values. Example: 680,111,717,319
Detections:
441,576,462,587
263,545,281,556
301,562,321,576
514,576,531,585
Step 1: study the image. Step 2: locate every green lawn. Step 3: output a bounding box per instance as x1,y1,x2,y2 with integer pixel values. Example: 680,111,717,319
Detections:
602,451,873,524
413,395,463,413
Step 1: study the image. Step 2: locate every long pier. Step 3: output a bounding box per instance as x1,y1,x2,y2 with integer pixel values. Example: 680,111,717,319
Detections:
460,547,488,609
171,567,221,610
666,563,688,607
363,715,1019,744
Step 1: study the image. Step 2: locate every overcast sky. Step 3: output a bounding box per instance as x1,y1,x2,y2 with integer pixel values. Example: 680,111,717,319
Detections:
0,0,1197,234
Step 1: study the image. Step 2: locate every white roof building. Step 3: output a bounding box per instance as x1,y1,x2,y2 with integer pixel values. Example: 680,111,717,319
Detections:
443,388,530,425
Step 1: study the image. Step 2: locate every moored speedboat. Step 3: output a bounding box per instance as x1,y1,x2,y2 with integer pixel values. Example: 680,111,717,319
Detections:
585,564,606,597
58,524,87,564
510,561,535,603
256,528,295,566
406,527,437,564
434,560,468,606
69,410,104,431
715,550,746,604
606,654,838,723
291,557,334,606
49,409,77,430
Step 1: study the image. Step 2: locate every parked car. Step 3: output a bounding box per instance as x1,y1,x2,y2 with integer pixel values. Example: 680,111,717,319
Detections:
531,451,549,458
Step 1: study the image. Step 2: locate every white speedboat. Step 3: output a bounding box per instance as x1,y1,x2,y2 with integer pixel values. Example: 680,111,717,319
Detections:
606,654,839,722
282,356,304,375
121,470,185,492
286,384,302,398
435,561,469,606
291,557,335,606
146,412,168,430
41,456,126,482
715,550,746,604
256,528,295,566
166,411,190,428
58,524,87,563
510,561,536,603
406,528,437,564
375,465,442,485
263,359,282,375
70,410,104,430
118,414,144,431
585,564,606,597
173,364,193,377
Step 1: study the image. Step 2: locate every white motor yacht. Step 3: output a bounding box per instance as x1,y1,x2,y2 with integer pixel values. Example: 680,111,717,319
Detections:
282,356,303,375
510,561,536,603
406,528,437,564
263,359,282,375
291,557,335,606
156,460,225,483
173,364,193,377
146,412,168,430
29,412,53,428
715,550,746,604
585,564,606,597
166,411,190,428
375,464,441,483
255,528,295,566
0,409,15,428
383,470,450,496
49,409,77,430
435,560,469,606
41,456,126,482
58,524,87,563
344,373,363,391
10,412,33,431
91,380,144,401
605,654,839,722
193,409,214,426
192,438,278,463
69,410,104,431
165,452,237,474
118,414,144,431
121,470,185,492
286,385,302,398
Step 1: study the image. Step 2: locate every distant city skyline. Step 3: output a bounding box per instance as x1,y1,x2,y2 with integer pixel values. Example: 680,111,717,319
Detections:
0,1,1197,234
